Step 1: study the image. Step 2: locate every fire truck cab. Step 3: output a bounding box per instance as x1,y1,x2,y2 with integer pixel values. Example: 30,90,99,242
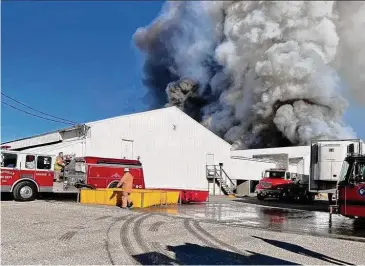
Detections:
1,150,55,201
330,154,365,218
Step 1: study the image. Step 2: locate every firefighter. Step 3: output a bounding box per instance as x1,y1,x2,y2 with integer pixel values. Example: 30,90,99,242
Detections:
116,167,134,209
54,152,65,182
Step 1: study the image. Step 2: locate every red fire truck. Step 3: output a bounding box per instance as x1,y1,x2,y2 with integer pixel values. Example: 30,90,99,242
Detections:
1,150,209,203
330,153,365,219
0,150,145,201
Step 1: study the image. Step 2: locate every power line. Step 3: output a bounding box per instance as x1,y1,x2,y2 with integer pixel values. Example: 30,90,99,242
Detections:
1,100,76,125
1,92,77,124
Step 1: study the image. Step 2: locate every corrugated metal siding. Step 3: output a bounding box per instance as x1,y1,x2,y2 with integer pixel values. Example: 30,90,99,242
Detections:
85,107,232,190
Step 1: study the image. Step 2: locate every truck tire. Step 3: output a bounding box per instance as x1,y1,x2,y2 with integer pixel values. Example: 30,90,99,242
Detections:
300,193,315,204
257,194,265,201
307,194,315,203
13,181,37,201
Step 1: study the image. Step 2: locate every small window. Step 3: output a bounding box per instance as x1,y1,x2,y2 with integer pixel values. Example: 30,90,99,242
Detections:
1,153,17,168
329,148,334,152
37,156,52,170
25,155,36,169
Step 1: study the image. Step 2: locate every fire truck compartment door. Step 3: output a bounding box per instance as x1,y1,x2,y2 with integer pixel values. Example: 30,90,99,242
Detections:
341,184,365,217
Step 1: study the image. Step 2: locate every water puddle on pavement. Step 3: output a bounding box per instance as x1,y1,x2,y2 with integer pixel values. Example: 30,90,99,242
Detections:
140,201,365,240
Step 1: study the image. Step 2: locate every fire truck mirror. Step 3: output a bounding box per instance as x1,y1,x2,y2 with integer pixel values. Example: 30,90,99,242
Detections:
0,154,3,164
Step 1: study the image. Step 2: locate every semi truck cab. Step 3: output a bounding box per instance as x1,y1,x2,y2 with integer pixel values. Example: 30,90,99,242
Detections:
255,168,315,202
255,169,293,200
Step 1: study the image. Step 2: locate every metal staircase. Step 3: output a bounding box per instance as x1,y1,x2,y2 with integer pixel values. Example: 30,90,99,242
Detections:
206,164,236,195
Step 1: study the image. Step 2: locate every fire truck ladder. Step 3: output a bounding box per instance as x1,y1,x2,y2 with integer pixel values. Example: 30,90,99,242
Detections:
206,164,236,195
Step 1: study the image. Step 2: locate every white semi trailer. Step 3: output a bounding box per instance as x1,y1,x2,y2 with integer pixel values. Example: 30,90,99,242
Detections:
309,139,364,201
255,139,364,203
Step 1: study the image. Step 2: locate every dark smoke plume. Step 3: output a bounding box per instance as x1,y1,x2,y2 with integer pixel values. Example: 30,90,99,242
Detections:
134,1,363,149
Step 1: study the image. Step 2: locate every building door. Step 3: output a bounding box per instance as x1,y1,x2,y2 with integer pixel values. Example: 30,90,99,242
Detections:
121,139,134,159
206,153,215,166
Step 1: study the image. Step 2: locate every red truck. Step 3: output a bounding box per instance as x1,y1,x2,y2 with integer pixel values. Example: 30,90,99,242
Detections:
0,150,208,203
330,154,365,219
255,168,315,202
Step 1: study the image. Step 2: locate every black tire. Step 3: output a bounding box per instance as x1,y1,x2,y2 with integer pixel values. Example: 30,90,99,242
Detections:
257,194,265,201
306,193,315,204
13,181,37,201
299,193,315,204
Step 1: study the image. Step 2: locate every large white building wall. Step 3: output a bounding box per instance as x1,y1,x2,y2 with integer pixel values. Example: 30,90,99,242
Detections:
84,107,232,191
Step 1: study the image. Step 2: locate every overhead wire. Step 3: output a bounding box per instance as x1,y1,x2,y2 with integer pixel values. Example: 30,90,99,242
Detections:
1,100,76,125
1,92,77,124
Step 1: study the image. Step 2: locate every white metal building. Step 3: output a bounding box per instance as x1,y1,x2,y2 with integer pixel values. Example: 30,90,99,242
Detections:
3,106,275,195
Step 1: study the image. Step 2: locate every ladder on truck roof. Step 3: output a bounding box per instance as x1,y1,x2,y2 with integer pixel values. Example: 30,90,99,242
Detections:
206,164,236,196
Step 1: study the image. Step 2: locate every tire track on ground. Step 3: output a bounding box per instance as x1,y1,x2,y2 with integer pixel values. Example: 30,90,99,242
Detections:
183,219,219,248
148,221,165,232
133,214,153,253
192,220,251,256
105,214,133,265
133,214,175,265
119,214,143,264
183,219,253,265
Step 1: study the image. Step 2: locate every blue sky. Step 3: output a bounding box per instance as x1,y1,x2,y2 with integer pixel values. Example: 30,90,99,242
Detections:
1,1,364,143
1,0,164,142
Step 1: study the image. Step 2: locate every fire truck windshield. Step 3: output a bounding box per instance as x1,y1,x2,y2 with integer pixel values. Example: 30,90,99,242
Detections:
1,152,17,168
353,161,365,184
339,159,365,184
265,171,285,178
339,161,350,182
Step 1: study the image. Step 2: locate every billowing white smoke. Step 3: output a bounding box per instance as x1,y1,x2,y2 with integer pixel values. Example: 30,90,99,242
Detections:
134,1,362,149
335,1,365,106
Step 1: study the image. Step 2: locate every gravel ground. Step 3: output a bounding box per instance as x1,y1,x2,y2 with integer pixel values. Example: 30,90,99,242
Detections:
1,200,364,265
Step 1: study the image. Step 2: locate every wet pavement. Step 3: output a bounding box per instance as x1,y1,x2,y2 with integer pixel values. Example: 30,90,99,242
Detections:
3,199,365,265
2,193,365,242
141,197,365,242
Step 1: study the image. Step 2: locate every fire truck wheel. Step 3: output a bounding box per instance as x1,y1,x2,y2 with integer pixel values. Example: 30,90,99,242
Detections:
13,181,37,201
